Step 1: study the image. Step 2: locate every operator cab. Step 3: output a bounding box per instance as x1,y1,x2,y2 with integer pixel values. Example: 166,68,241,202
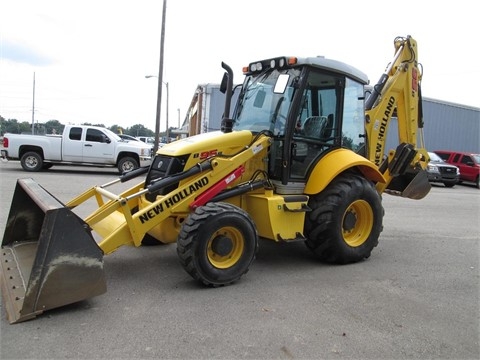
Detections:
227,56,368,193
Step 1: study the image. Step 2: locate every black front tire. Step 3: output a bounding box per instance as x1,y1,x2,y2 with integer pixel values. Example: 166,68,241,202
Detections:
305,173,384,264
20,151,43,172
177,202,259,287
118,156,139,173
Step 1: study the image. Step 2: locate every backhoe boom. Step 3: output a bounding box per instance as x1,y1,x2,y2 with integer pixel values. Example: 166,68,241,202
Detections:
364,36,429,196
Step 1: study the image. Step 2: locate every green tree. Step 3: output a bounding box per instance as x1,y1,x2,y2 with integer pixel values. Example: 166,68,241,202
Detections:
126,124,154,137
0,118,31,134
19,122,31,133
0,116,156,137
45,120,64,134
1,118,19,134
109,125,124,134
0,115,5,135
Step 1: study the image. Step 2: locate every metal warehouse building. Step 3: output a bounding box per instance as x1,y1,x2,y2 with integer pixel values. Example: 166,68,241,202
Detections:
387,98,480,154
422,98,480,153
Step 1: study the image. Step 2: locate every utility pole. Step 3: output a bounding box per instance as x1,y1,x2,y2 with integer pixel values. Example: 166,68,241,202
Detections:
153,0,167,154
31,72,35,135
165,81,169,143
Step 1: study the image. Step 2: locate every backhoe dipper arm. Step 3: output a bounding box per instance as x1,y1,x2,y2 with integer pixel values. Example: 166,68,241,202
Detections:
364,36,428,177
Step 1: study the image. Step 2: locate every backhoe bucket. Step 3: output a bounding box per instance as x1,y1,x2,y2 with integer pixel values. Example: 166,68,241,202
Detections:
386,169,431,200
1,178,106,324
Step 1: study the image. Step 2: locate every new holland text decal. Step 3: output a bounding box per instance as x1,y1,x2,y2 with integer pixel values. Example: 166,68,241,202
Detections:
139,176,209,223
374,95,395,165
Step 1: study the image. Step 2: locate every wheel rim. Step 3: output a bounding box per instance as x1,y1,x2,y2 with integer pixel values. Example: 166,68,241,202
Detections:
342,200,373,247
25,155,38,169
122,161,134,172
207,226,244,269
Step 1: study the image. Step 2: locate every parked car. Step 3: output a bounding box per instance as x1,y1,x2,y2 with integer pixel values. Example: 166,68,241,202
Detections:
136,136,155,145
426,152,460,187
1,125,152,173
434,150,480,188
118,134,142,142
136,136,167,151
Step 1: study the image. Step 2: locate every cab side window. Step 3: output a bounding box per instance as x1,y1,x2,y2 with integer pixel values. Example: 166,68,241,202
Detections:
289,71,341,179
342,79,365,153
69,127,82,141
86,129,107,143
461,155,473,165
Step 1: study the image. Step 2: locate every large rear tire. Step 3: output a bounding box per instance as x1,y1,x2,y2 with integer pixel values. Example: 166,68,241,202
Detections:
20,151,43,172
305,173,384,264
177,202,258,287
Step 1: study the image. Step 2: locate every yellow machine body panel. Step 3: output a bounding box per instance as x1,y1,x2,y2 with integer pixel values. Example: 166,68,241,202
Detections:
245,190,308,241
304,149,386,195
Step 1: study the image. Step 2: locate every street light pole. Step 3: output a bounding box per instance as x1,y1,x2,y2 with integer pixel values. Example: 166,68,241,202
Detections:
31,72,35,135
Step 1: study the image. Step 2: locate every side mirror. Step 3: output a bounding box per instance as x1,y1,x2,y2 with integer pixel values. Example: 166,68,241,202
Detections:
220,73,228,94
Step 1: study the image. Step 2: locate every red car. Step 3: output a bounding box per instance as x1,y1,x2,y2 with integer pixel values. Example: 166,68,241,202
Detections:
434,150,480,188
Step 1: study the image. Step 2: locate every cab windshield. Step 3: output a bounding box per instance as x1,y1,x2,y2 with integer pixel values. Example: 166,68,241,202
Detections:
233,68,301,135
428,152,445,163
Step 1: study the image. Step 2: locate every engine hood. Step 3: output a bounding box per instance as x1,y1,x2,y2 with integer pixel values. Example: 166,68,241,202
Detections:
155,130,255,157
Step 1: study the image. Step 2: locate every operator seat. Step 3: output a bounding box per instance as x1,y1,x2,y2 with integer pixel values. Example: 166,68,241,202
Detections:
303,114,334,140
303,116,327,138
320,114,334,140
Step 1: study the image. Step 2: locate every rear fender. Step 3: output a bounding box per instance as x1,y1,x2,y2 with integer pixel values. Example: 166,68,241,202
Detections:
304,149,385,195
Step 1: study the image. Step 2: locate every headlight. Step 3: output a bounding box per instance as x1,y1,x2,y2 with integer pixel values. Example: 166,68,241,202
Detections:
141,148,150,156
427,164,439,173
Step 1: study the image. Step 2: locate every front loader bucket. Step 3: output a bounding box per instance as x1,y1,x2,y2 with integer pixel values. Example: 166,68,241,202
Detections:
1,178,106,324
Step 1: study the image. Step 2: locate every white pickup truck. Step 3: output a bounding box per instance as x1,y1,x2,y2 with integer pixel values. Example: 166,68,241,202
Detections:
1,125,152,173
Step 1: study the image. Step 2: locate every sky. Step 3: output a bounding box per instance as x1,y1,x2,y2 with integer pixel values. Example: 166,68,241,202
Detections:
1,0,478,132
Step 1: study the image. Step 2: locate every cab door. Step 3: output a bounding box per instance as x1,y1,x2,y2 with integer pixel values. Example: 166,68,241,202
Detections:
62,127,84,162
459,154,478,182
82,128,115,164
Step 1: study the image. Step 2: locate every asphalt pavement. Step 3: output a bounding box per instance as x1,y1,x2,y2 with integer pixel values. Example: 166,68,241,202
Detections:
0,160,479,359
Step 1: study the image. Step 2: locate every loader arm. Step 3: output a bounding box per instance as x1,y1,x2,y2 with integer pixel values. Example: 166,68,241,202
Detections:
363,35,430,198
69,134,272,255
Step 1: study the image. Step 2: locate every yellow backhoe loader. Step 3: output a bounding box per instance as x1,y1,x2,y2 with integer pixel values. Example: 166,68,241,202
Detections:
1,35,430,324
